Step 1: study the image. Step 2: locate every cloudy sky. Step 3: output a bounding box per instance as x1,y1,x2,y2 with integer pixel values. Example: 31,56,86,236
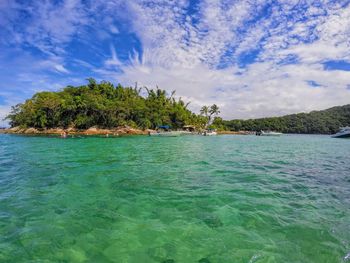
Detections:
1,0,350,125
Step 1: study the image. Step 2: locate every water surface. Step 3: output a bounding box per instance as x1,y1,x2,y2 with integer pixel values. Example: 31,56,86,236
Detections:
0,134,349,262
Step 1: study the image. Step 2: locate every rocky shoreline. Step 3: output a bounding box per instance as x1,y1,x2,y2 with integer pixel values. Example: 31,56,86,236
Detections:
0,127,255,136
0,126,153,136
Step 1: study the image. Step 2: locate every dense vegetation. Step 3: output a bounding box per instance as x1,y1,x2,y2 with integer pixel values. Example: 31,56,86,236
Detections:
6,79,208,129
213,104,350,134
6,78,349,134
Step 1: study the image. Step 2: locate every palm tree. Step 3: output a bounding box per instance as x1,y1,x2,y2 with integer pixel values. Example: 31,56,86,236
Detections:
200,106,209,117
209,104,220,117
200,104,220,127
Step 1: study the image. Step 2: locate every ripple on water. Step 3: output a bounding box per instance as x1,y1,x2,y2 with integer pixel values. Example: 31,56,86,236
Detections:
0,134,349,262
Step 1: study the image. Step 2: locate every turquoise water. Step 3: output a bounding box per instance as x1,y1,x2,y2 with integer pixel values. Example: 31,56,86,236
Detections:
0,134,349,262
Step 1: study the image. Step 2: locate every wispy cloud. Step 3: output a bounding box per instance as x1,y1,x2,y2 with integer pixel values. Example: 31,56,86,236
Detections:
105,0,350,118
1,0,90,55
1,0,350,123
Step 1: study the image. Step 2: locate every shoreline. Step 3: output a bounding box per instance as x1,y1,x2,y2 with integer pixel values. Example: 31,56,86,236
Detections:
0,126,151,136
0,128,333,136
0,127,252,136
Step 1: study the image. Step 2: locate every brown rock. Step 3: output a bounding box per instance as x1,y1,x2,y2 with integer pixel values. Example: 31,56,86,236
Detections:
85,127,112,135
8,126,21,132
24,128,39,134
45,128,64,134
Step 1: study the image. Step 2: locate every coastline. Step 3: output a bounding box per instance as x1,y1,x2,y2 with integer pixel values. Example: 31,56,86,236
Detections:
0,126,152,136
0,127,255,136
1,128,333,136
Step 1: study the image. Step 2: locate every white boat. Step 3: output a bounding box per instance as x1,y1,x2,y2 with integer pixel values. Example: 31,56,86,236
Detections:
259,131,283,136
202,130,217,136
331,127,350,138
178,130,193,135
149,131,182,137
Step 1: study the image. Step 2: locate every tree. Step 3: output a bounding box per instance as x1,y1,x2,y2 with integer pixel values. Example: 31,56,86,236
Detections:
6,79,205,130
200,104,220,127
220,104,350,134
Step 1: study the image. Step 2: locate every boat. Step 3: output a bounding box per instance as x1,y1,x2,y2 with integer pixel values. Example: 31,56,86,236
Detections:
257,130,283,136
149,125,182,137
202,130,217,136
331,127,350,138
149,131,182,137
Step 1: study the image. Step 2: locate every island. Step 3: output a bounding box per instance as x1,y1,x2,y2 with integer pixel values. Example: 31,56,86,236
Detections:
3,79,350,135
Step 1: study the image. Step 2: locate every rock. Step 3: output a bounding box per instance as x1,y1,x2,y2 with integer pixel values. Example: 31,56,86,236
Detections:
3,125,148,136
24,127,39,134
66,127,76,132
45,128,64,134
85,127,111,135
114,126,147,135
5,126,25,133
201,214,223,228
198,258,211,263
9,126,21,132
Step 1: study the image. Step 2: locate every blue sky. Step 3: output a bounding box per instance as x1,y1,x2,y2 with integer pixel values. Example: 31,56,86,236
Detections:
1,0,350,126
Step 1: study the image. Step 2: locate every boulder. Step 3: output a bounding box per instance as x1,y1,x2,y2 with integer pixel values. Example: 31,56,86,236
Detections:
8,126,21,132
24,128,39,134
85,127,112,135
45,128,64,134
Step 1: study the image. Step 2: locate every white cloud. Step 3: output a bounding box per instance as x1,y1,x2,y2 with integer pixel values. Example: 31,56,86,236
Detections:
0,106,11,127
102,0,350,118
112,60,350,119
53,64,70,74
1,0,90,55
1,0,350,121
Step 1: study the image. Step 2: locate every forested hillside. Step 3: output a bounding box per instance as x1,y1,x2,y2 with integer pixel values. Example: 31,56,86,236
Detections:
213,105,350,134
6,79,207,129
6,78,349,134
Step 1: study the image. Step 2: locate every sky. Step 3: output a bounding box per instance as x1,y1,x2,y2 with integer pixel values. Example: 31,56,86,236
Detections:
1,0,350,126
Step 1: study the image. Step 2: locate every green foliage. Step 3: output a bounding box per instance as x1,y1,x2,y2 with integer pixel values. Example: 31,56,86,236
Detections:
7,78,348,134
200,104,220,127
223,105,350,134
6,79,202,130
211,117,226,130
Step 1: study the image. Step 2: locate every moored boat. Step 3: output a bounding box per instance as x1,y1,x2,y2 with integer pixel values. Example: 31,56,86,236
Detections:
149,125,182,137
257,130,283,136
202,130,217,136
331,127,350,138
149,131,182,137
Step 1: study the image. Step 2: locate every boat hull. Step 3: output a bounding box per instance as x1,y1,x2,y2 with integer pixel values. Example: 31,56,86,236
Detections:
331,133,350,138
149,131,181,137
202,131,217,136
260,132,282,136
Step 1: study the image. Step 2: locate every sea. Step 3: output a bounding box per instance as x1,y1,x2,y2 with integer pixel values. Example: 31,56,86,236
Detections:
0,134,349,262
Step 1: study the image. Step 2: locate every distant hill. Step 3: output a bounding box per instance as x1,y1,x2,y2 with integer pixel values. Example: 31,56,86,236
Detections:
217,104,350,134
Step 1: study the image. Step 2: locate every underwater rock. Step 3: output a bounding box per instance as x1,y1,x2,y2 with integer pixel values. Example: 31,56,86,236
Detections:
202,214,223,228
162,259,175,263
198,257,211,263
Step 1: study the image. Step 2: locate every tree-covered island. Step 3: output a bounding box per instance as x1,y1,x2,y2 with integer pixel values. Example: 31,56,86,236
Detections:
4,79,350,135
5,79,211,132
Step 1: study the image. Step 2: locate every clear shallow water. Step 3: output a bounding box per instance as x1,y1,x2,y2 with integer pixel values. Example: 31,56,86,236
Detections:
0,134,349,263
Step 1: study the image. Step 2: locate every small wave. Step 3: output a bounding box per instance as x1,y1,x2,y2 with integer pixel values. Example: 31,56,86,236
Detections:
249,254,261,263
344,252,350,261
